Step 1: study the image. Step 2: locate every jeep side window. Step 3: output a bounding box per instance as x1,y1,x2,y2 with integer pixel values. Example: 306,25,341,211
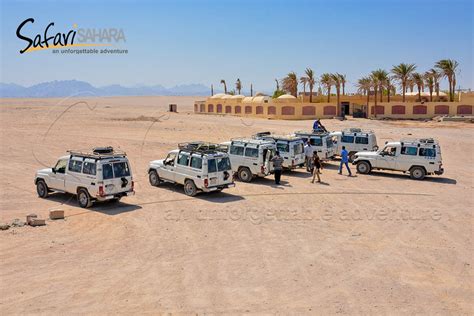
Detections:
208,159,217,173
113,162,130,177
55,159,67,174
311,138,323,146
164,153,176,166
83,161,97,175
382,146,397,156
355,137,368,144
294,143,304,154
230,145,244,156
103,164,114,180
190,156,202,169
419,147,436,158
68,159,83,173
342,135,354,143
177,153,190,166
326,137,333,148
401,146,417,156
217,157,231,171
277,142,289,153
244,147,258,158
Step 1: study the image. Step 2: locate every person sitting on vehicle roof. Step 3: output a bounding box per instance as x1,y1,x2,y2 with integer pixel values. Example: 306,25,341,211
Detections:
312,119,327,133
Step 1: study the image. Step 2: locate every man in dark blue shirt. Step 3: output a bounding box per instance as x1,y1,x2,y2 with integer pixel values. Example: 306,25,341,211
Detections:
338,146,352,176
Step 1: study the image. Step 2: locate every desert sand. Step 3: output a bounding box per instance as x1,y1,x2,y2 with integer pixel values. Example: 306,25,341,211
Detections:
0,96,472,314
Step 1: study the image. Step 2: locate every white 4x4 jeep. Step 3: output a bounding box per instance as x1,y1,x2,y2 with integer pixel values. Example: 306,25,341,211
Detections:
353,138,444,180
148,142,235,196
330,128,378,161
253,132,305,169
35,147,135,208
294,130,335,160
220,138,276,182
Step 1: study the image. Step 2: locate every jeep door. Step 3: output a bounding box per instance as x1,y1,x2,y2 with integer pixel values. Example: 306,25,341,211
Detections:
49,158,68,191
243,146,259,174
207,156,232,187
174,152,191,185
159,153,177,181
229,144,245,173
101,160,133,195
65,157,84,193
378,146,398,169
276,141,290,167
262,146,275,174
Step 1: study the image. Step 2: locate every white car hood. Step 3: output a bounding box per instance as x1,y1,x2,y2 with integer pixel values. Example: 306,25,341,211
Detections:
356,151,379,158
36,168,53,175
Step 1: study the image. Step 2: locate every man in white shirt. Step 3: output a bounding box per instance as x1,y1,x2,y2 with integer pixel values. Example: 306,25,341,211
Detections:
304,141,314,172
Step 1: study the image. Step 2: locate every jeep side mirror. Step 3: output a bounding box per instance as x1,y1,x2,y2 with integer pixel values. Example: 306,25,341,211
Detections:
52,167,56,174
380,152,385,157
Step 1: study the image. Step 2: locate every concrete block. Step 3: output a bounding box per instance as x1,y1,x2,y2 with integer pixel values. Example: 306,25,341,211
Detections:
49,210,65,220
29,218,46,227
26,214,38,225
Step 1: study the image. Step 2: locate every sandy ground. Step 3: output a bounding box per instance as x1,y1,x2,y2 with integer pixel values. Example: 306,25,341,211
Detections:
0,96,473,314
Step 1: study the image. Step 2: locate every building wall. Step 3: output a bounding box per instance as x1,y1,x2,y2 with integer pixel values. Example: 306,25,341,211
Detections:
194,95,473,120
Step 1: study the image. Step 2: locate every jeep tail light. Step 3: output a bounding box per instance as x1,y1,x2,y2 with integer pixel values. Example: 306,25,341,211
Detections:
204,179,209,188
99,185,105,197
261,165,265,174
291,159,295,166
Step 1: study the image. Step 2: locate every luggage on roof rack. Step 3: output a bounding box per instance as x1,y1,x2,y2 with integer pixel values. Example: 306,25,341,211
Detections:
178,142,226,154
67,147,126,159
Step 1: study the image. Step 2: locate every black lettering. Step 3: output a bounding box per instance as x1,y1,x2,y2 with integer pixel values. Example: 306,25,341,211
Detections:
43,22,54,47
16,18,34,54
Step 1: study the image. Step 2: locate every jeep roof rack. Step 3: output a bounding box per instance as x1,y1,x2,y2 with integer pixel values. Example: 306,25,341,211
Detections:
294,130,329,136
67,147,127,159
253,133,303,141
178,141,227,155
341,128,374,134
400,138,438,145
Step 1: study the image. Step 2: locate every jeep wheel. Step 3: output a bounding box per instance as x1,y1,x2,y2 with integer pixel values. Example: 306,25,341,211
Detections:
184,180,198,197
356,161,371,174
77,189,93,208
149,170,161,186
238,167,253,182
36,180,48,198
410,167,426,180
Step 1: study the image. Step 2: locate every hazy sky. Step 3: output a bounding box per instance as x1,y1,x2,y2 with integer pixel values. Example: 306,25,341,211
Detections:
1,0,472,93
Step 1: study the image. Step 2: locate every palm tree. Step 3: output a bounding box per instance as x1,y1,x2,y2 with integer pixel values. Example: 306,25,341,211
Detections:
411,73,424,101
211,84,214,96
235,78,242,95
372,69,388,103
300,76,307,96
424,72,435,102
357,76,372,117
275,79,280,91
320,73,333,102
331,73,342,115
435,59,459,101
250,83,253,96
220,79,227,94
339,74,347,95
428,68,441,100
305,68,316,102
385,76,394,103
282,72,298,97
391,63,417,102
370,72,380,107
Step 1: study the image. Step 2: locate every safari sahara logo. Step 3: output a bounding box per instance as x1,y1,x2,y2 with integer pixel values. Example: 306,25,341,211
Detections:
16,18,126,54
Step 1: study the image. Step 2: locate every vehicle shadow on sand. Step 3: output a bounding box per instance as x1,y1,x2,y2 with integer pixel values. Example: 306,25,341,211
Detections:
365,171,457,184
46,193,142,215
151,182,245,203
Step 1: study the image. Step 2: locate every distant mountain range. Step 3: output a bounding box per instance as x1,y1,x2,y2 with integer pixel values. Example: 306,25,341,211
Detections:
0,80,213,97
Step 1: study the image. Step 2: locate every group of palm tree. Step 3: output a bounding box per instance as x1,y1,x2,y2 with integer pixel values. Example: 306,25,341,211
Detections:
359,59,459,104
215,59,459,104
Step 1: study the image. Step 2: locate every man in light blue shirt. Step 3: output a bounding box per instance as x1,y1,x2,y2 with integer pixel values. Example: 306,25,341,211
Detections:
338,146,352,176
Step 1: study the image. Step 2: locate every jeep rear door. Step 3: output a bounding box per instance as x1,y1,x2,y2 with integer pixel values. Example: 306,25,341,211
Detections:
101,160,133,195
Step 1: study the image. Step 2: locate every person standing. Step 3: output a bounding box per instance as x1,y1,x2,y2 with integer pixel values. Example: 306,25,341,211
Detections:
311,151,323,183
304,140,314,172
338,146,352,176
271,151,284,184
